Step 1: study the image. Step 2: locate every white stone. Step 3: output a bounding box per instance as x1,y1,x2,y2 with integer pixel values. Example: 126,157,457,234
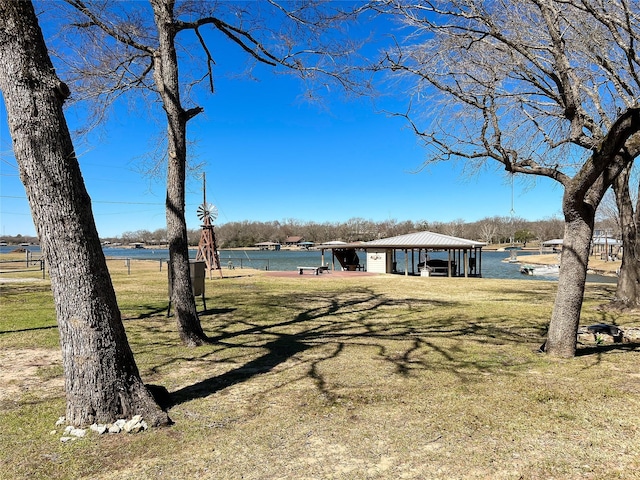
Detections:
63,425,73,434
55,417,66,426
623,327,640,342
70,428,86,438
60,436,74,443
108,424,122,434
125,423,142,433
124,415,145,433
90,423,108,435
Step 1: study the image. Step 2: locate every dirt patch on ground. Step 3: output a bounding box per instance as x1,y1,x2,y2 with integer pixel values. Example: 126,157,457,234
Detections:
0,348,63,402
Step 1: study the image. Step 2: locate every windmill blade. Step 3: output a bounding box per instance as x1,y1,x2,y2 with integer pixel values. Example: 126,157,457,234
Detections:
197,202,217,222
196,205,207,221
209,204,218,222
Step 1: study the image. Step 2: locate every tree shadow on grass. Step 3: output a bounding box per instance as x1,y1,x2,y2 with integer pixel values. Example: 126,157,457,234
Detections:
123,304,169,320
168,292,389,407
124,304,236,321
576,342,640,356
170,334,311,406
201,307,236,316
167,286,551,408
0,324,58,335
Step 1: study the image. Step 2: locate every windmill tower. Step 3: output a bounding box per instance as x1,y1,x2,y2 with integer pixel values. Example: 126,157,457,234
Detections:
195,173,222,278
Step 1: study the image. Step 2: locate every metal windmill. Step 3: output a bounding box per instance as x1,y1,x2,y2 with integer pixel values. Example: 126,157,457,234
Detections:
195,173,222,278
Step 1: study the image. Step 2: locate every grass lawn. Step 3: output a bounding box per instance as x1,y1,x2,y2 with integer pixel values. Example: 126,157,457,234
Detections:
1,258,640,479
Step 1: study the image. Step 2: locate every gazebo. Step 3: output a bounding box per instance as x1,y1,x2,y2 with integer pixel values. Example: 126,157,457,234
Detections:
319,232,485,277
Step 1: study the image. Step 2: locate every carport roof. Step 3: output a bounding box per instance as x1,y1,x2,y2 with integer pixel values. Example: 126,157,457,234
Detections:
362,231,485,249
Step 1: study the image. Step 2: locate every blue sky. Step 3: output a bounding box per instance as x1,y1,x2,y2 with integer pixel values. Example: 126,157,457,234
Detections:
0,12,565,239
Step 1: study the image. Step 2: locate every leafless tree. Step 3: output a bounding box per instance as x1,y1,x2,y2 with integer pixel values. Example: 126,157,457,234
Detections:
611,165,640,305
54,0,367,346
479,219,499,245
373,0,640,357
0,0,169,427
596,190,620,233
443,218,466,238
530,216,565,246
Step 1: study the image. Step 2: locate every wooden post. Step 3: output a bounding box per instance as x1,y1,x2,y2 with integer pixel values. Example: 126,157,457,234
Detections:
404,249,409,276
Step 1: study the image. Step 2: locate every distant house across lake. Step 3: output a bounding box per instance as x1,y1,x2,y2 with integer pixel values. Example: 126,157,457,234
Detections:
284,236,304,246
255,242,281,251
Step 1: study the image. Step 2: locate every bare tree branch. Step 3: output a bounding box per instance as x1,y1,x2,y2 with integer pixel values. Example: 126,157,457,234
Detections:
369,0,640,356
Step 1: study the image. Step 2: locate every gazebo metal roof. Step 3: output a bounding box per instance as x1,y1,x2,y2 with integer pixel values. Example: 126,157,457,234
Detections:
592,236,622,246
362,231,485,249
315,241,349,247
542,239,564,246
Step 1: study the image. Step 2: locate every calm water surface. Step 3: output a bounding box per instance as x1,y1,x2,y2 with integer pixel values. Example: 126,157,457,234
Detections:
1,246,614,283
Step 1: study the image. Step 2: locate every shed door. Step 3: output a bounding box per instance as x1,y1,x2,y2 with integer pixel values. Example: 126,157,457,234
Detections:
366,249,389,274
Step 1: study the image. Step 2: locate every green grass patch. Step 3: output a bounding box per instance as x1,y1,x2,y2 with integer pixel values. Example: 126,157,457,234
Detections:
2,266,640,479
0,281,58,348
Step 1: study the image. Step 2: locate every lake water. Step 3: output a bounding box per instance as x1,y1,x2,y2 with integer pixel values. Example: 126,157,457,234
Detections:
1,245,615,283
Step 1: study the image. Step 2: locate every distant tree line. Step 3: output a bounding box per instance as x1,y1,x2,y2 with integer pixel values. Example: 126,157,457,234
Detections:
0,233,39,245
5,212,621,250
213,216,570,247
95,216,573,248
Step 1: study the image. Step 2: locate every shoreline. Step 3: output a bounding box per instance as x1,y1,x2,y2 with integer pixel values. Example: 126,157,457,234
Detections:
512,253,620,277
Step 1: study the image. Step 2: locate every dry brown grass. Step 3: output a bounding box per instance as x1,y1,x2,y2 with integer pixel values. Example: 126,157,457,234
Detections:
2,263,640,479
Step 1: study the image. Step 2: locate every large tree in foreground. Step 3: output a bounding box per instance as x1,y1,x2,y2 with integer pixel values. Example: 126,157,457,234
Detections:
374,0,640,357
0,0,169,427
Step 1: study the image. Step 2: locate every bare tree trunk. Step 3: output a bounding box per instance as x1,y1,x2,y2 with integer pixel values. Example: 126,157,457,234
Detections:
544,134,638,357
0,0,170,427
612,165,640,307
150,0,208,346
545,204,594,357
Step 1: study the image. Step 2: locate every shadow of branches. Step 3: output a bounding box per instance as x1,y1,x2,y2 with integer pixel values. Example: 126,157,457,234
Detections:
167,284,551,408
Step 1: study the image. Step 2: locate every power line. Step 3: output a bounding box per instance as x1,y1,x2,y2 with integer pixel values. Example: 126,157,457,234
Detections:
0,196,191,206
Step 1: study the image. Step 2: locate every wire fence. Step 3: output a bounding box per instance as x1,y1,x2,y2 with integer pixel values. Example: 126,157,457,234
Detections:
0,255,169,281
0,251,46,280
2,252,271,281
105,257,169,275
